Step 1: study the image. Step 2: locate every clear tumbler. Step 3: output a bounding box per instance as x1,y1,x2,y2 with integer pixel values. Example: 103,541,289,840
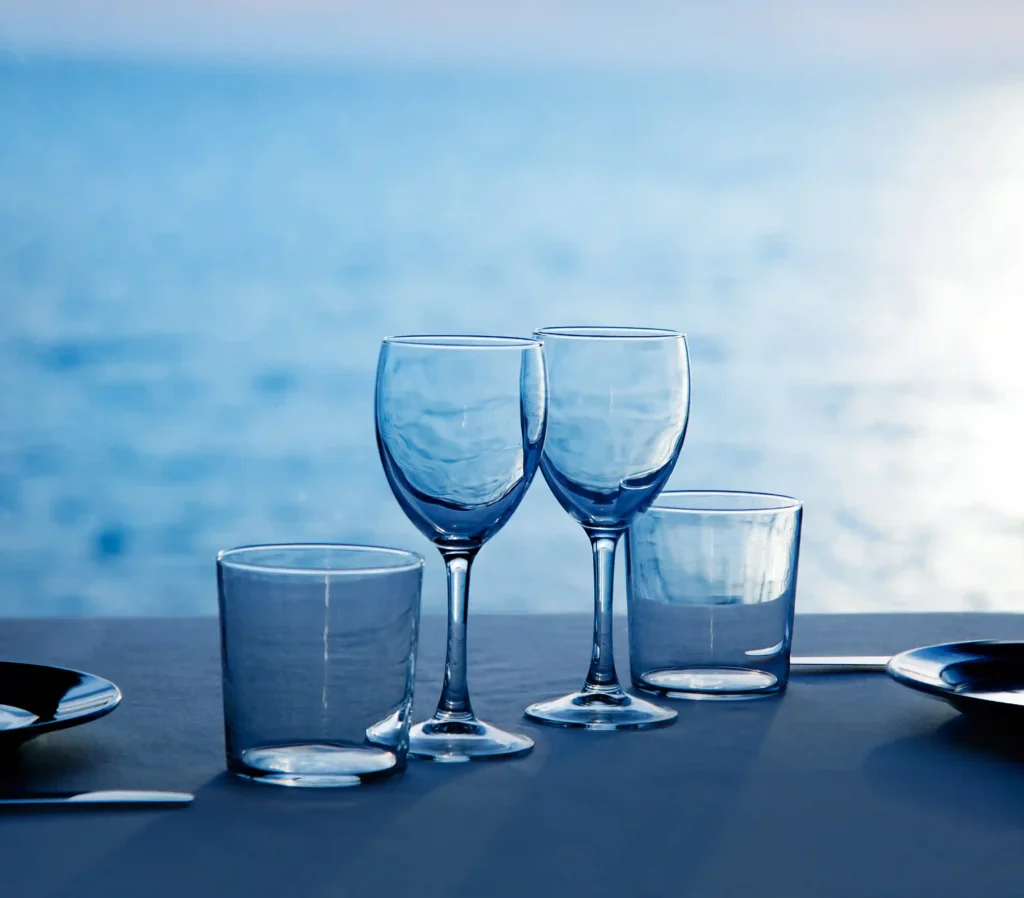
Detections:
217,544,423,786
626,492,802,698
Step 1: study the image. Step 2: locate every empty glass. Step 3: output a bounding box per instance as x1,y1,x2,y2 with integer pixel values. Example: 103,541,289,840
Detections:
627,491,803,698
374,335,547,760
525,326,689,730
217,544,423,787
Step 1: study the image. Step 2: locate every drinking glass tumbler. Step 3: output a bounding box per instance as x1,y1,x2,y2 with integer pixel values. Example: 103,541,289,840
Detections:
374,335,547,761
217,544,423,787
525,326,689,730
627,491,803,698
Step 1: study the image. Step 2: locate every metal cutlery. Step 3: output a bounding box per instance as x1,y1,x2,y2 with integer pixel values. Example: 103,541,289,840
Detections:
791,655,891,672
0,790,193,808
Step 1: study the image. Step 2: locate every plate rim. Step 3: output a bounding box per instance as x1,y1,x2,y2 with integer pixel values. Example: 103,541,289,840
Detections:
886,639,1024,709
0,659,122,742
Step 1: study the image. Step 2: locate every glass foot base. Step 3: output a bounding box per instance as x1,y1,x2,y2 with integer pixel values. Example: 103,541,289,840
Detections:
524,688,677,731
638,667,781,699
233,744,400,787
408,717,534,762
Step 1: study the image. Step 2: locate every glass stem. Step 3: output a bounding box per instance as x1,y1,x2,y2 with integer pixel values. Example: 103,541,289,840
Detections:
583,528,624,694
435,548,478,720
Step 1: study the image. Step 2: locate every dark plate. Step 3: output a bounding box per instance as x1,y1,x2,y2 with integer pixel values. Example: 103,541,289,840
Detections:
0,661,122,749
887,641,1024,720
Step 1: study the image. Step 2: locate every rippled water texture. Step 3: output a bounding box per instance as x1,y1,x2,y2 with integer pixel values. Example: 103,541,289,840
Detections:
1,60,1023,614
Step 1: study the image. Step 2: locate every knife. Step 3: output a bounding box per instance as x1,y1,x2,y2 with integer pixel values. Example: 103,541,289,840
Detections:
791,655,891,672
0,790,193,807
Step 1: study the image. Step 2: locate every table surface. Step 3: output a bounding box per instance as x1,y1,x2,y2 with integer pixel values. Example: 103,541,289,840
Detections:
2,613,1024,898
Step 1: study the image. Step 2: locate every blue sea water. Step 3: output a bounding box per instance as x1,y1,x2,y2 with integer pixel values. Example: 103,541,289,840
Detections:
2,59,1023,616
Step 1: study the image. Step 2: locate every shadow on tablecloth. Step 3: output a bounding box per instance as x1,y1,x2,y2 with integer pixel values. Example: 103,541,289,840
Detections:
864,714,1024,827
48,698,784,898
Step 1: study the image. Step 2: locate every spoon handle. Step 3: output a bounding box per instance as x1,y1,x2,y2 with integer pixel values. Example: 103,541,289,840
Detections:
791,655,891,672
0,790,193,807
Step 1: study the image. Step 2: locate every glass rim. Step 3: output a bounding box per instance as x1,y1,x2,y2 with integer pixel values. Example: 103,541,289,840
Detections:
534,326,685,340
648,490,802,514
382,334,541,350
217,543,425,575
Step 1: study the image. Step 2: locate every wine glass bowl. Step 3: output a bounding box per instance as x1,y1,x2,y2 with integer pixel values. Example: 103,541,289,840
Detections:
538,326,690,529
374,335,547,760
377,336,547,548
526,326,690,730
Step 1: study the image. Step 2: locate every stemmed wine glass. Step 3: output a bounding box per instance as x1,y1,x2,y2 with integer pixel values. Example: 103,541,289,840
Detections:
373,335,547,760
525,326,690,730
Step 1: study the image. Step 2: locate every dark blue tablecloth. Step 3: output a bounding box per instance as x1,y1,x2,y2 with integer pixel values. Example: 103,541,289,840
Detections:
2,613,1024,898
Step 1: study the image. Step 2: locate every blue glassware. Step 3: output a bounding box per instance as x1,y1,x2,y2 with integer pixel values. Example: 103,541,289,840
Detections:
218,544,424,787
628,491,803,699
374,335,547,760
525,326,690,730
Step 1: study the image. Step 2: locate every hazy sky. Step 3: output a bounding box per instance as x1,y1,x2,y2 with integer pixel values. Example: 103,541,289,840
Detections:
1,0,1023,72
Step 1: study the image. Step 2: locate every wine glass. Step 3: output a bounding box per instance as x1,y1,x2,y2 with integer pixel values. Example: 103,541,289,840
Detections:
373,335,547,760
525,326,690,730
